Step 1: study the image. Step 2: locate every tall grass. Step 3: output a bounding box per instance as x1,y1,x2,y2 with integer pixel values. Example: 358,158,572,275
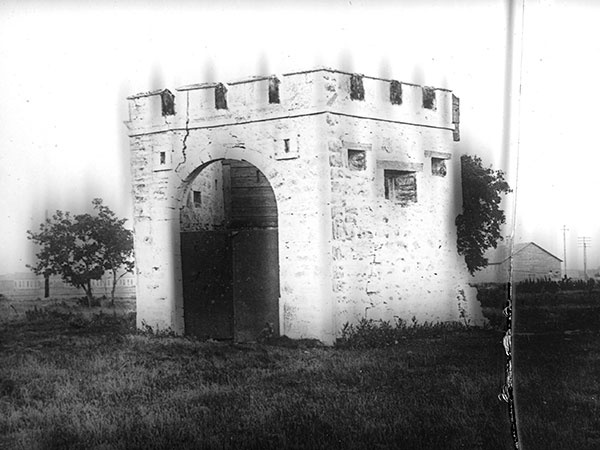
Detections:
0,302,510,449
515,291,600,450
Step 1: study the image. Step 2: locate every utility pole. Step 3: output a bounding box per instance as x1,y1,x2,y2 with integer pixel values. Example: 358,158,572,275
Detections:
561,225,569,278
577,237,591,281
44,209,50,298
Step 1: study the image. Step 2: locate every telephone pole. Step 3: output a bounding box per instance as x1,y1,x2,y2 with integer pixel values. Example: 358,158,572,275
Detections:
577,237,591,281
44,209,50,298
561,225,569,278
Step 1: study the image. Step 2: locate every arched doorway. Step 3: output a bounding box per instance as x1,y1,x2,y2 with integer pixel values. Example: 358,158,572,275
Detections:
179,159,280,341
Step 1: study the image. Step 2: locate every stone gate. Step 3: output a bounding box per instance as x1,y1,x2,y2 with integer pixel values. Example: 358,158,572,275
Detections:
125,68,484,344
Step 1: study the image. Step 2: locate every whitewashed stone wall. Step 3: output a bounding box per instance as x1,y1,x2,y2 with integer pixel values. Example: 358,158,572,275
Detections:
179,162,225,231
125,68,484,343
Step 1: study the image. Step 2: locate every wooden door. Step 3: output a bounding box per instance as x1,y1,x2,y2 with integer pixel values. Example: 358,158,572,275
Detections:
232,229,280,342
181,159,280,341
181,231,234,339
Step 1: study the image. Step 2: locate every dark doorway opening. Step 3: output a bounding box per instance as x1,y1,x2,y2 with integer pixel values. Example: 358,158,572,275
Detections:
180,160,280,341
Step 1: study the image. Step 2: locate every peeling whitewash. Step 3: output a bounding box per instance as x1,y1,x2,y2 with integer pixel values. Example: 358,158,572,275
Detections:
125,68,485,344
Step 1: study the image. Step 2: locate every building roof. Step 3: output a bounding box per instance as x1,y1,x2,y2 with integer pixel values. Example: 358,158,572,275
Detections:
486,241,562,265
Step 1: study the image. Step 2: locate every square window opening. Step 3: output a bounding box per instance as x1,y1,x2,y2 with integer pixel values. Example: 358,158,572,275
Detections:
384,170,417,204
390,80,403,105
215,83,228,110
431,158,447,177
350,74,365,101
348,149,367,171
193,190,201,207
269,77,280,104
161,90,175,116
422,87,436,110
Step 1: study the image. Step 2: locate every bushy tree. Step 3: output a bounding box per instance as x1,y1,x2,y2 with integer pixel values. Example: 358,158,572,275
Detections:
456,155,512,275
91,199,134,306
27,199,134,306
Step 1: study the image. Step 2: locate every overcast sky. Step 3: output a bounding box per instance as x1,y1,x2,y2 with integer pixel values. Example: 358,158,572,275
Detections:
0,0,598,275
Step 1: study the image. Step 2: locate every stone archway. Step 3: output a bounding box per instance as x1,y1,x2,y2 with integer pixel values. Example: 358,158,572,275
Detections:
179,159,280,341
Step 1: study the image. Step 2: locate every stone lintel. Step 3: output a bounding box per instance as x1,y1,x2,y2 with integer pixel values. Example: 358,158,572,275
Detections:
376,160,424,172
424,150,452,160
342,141,372,151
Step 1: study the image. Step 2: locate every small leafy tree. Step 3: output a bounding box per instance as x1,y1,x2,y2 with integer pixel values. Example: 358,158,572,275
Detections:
456,155,512,275
27,199,134,307
92,199,135,306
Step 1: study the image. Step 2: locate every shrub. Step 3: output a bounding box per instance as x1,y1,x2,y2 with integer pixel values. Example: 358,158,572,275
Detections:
23,306,134,335
476,284,509,308
335,317,471,349
24,306,71,322
77,296,102,307
515,278,597,295
138,320,178,338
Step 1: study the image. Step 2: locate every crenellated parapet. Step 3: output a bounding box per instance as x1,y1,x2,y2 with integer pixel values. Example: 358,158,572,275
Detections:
125,68,460,141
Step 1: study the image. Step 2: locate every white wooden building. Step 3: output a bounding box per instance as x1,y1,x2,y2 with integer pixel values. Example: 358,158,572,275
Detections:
473,242,562,284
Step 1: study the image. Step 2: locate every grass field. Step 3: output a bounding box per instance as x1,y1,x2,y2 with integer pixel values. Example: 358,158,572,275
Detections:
514,290,600,450
0,296,513,449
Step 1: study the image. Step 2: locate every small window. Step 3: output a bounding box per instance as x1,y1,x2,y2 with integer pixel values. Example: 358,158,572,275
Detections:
159,152,166,165
275,136,299,160
422,87,436,110
350,74,365,101
384,170,417,205
215,83,228,110
390,80,402,105
431,158,447,177
269,77,280,104
348,149,366,171
161,90,175,116
193,190,201,207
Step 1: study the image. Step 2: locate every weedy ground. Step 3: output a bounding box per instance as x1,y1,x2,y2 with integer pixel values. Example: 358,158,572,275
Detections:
0,296,512,449
514,290,600,450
